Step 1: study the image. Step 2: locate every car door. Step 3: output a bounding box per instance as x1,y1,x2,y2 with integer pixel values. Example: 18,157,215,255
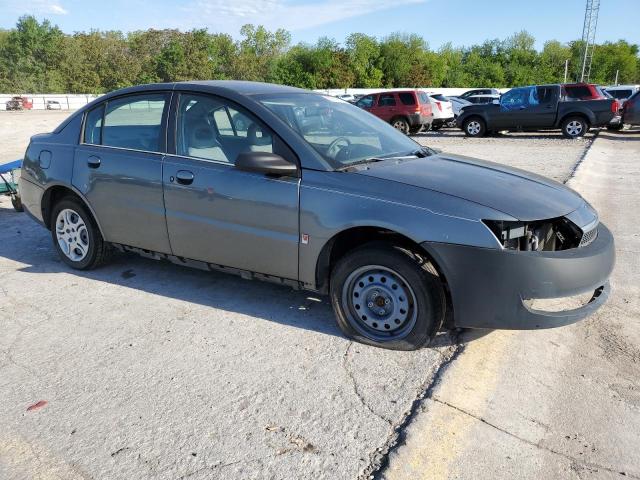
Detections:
492,87,530,129
72,92,172,253
374,93,398,123
162,92,300,280
519,85,558,128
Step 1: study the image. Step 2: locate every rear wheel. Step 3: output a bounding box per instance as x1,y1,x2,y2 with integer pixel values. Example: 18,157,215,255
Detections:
50,197,110,270
11,194,23,212
562,116,589,138
330,245,445,350
409,125,422,135
391,117,410,135
463,117,486,137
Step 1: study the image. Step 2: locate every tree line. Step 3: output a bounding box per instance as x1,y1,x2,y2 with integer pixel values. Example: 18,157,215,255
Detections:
0,15,638,94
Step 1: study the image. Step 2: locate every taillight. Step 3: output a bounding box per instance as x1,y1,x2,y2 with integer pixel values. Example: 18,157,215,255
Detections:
611,100,620,113
435,101,442,112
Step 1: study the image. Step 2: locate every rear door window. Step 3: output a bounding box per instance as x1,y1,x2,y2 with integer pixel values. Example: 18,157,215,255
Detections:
399,92,417,105
378,94,396,106
101,94,168,152
83,104,104,145
564,85,592,100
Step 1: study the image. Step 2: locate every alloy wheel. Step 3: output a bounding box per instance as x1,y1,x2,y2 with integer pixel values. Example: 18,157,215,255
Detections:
566,120,583,137
467,120,481,135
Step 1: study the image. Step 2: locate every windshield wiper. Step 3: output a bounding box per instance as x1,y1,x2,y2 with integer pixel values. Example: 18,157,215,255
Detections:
337,158,386,171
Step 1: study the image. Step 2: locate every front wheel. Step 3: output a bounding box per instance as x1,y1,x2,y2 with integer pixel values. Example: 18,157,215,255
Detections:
463,117,486,137
330,245,445,350
562,116,589,138
50,197,110,270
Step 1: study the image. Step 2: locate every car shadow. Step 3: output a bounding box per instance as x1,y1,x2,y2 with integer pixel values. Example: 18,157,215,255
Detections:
0,204,480,348
598,130,640,141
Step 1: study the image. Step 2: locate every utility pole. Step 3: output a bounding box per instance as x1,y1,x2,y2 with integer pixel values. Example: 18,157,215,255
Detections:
564,59,569,83
578,0,600,82
614,69,619,85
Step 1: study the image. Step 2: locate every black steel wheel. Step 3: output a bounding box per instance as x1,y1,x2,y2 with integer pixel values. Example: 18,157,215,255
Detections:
330,245,445,350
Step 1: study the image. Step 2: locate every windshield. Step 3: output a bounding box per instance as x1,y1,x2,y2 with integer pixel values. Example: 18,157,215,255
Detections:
257,93,423,169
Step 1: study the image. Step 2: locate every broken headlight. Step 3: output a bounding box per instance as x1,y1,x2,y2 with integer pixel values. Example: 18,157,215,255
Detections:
483,218,583,251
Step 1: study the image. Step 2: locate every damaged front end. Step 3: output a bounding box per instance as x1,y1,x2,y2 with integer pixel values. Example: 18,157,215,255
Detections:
482,216,596,251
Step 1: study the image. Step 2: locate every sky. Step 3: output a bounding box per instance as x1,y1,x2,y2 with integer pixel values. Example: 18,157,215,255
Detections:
1,0,638,50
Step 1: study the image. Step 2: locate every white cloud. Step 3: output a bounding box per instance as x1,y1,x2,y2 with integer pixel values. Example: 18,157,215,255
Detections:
185,0,425,33
48,4,68,15
4,0,69,15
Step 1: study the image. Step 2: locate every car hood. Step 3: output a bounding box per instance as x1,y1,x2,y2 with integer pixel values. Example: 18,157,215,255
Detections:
354,153,584,221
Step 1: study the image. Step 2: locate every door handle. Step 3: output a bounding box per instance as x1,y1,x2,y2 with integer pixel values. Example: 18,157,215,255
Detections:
175,170,194,185
87,155,101,169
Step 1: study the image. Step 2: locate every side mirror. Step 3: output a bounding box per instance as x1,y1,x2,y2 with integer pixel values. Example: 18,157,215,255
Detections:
235,151,298,177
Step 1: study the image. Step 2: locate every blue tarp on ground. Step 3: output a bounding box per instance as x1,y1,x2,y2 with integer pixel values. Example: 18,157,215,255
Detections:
0,159,22,174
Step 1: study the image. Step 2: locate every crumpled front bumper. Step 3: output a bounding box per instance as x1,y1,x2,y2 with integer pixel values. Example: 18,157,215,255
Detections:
421,223,615,329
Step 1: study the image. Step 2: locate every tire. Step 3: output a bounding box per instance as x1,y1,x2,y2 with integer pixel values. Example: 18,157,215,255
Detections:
329,244,445,350
409,125,422,135
561,116,589,138
463,117,486,137
391,117,410,135
606,123,623,131
11,194,23,212
50,197,110,270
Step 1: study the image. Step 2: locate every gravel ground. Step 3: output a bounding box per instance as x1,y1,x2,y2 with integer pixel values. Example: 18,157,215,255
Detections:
414,128,597,183
0,110,598,479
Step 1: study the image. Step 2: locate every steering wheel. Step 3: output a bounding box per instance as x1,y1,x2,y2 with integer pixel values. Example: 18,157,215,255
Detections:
327,136,352,160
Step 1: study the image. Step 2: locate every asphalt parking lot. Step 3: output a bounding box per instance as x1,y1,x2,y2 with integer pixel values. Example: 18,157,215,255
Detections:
1,111,638,479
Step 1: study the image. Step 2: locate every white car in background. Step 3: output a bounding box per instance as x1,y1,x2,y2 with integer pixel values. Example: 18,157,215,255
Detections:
425,93,454,130
604,85,640,106
46,100,62,110
336,94,356,103
447,96,472,119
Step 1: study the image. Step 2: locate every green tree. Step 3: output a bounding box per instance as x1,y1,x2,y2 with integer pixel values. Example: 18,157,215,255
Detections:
345,33,383,88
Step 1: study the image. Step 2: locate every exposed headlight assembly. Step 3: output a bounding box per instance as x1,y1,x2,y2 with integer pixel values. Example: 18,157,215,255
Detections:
483,218,584,251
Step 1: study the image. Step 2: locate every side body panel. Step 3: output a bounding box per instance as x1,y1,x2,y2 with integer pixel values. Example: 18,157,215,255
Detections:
298,169,508,289
162,156,300,280
71,145,171,253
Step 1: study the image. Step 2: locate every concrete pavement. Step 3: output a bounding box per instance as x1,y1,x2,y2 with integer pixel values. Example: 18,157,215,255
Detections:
381,130,640,480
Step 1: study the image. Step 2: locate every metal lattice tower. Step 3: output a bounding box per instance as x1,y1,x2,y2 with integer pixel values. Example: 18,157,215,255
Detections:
578,0,600,82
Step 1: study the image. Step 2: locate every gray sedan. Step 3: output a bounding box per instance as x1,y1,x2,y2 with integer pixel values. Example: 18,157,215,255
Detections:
19,81,614,350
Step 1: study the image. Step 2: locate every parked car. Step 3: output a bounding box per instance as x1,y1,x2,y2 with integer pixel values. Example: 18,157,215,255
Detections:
355,90,433,134
425,93,454,130
604,85,640,106
0,159,23,211
457,84,619,138
454,88,501,100
5,96,32,110
447,96,472,118
561,83,607,101
620,90,640,126
20,81,614,350
336,94,356,103
46,100,62,110
466,94,501,105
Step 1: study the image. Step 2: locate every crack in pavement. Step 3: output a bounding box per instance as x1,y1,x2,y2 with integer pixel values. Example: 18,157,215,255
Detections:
359,333,462,480
431,397,639,479
342,342,393,426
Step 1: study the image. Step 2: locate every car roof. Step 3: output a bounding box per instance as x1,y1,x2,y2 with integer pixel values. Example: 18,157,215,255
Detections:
605,85,639,90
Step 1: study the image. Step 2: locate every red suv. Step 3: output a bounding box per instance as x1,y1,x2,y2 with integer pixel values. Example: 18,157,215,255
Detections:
355,90,433,134
561,83,607,101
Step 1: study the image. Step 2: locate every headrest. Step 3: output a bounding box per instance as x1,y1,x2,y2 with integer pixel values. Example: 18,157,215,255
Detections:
247,123,272,146
190,124,217,149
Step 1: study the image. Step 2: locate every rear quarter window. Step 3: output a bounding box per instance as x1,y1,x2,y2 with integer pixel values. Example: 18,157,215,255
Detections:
399,92,417,105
